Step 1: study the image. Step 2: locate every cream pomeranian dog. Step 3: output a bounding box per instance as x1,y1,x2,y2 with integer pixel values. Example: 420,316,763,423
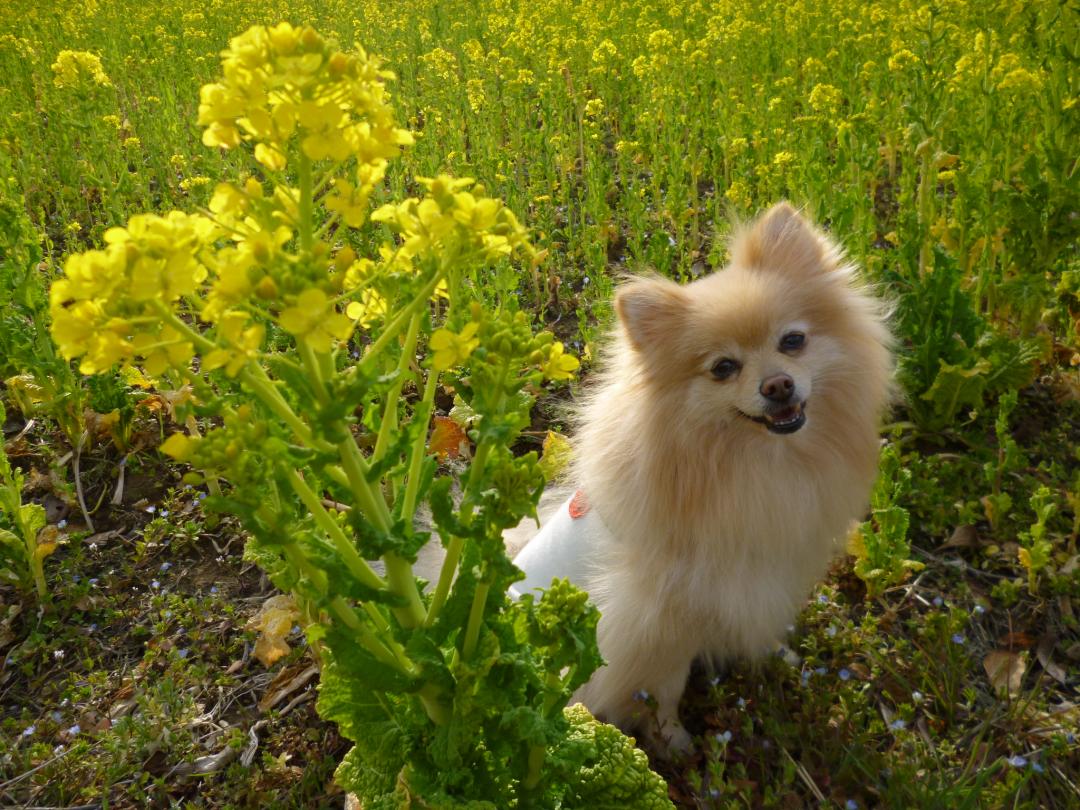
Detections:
508,202,894,751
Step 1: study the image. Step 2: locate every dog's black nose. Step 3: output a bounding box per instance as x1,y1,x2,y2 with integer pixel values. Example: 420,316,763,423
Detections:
760,374,794,402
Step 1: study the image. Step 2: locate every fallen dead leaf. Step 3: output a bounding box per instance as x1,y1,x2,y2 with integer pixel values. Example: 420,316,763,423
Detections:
938,525,978,550
429,415,469,460
1036,635,1067,685
983,649,1027,696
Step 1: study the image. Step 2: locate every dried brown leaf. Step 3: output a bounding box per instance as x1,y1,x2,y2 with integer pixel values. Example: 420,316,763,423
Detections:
1036,635,1067,685
983,649,1027,696
429,415,469,460
938,525,978,550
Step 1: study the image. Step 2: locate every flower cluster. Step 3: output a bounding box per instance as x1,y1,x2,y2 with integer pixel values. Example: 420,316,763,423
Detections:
198,22,413,172
50,50,112,88
50,212,217,374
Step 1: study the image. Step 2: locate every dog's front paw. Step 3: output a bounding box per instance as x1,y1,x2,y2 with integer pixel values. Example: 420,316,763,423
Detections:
662,721,693,755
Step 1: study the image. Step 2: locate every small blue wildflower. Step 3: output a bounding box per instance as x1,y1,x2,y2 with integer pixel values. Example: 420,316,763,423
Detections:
709,787,720,799
72,574,81,583
846,801,859,810
839,668,852,681
53,743,65,754
51,711,63,723
951,633,966,645
197,493,207,502
737,697,746,708
22,725,35,737
177,649,188,659
815,666,827,676
632,689,650,702
1067,733,1076,745
151,580,160,590
66,724,80,736
87,623,97,633
1031,762,1044,774
1008,755,1027,768
973,604,986,616
163,610,172,619
826,624,838,638
57,519,68,529
932,596,943,607
716,730,732,743
159,562,172,572
88,578,98,586
146,505,156,514
889,719,906,731
160,510,169,518
818,593,829,604
709,675,721,687
210,586,219,594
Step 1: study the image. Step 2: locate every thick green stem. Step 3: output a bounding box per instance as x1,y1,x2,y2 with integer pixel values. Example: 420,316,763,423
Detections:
359,271,444,376
524,744,546,791
284,466,386,592
462,581,490,661
338,437,427,628
298,152,314,252
401,365,439,520
425,440,493,628
373,312,422,464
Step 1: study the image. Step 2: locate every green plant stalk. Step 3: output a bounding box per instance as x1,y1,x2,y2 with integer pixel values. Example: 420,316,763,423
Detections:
337,437,427,629
298,152,315,252
285,533,422,683
401,362,439,520
283,465,386,592
373,312,422,464
425,440,492,628
461,580,490,661
298,341,329,405
358,270,445,377
153,304,331,452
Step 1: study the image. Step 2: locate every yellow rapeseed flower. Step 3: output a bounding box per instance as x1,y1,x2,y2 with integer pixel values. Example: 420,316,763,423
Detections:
51,50,111,88
429,322,479,371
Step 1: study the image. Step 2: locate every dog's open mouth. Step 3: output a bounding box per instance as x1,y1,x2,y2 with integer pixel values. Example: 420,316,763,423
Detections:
739,401,807,435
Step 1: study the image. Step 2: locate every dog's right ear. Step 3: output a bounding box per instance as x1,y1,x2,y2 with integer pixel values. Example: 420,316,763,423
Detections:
615,276,687,353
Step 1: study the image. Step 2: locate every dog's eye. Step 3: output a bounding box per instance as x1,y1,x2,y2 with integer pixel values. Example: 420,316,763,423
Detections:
780,332,806,352
710,358,741,380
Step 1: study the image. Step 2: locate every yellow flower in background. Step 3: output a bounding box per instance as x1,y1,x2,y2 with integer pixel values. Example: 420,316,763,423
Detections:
539,341,579,381
51,50,111,88
888,49,920,72
808,83,842,115
430,322,479,371
345,288,388,328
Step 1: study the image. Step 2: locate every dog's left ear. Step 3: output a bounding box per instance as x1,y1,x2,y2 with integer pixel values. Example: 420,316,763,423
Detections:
731,202,830,276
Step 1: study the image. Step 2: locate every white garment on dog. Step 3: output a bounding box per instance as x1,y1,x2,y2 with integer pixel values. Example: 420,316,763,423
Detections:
508,490,607,600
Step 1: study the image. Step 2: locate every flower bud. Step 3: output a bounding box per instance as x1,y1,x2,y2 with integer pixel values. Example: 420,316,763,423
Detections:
300,27,323,51
335,246,356,272
328,52,349,76
255,276,278,299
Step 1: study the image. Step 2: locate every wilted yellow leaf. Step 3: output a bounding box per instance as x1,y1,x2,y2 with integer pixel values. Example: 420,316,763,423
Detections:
247,594,300,667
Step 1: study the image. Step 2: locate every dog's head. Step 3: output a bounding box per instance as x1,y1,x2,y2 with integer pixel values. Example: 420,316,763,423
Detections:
614,202,892,440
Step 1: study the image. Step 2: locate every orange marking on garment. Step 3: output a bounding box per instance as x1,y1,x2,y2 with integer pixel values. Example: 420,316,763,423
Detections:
569,489,589,519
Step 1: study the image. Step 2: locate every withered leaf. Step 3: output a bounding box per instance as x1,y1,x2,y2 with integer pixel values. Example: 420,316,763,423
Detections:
983,650,1027,697
428,415,469,460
